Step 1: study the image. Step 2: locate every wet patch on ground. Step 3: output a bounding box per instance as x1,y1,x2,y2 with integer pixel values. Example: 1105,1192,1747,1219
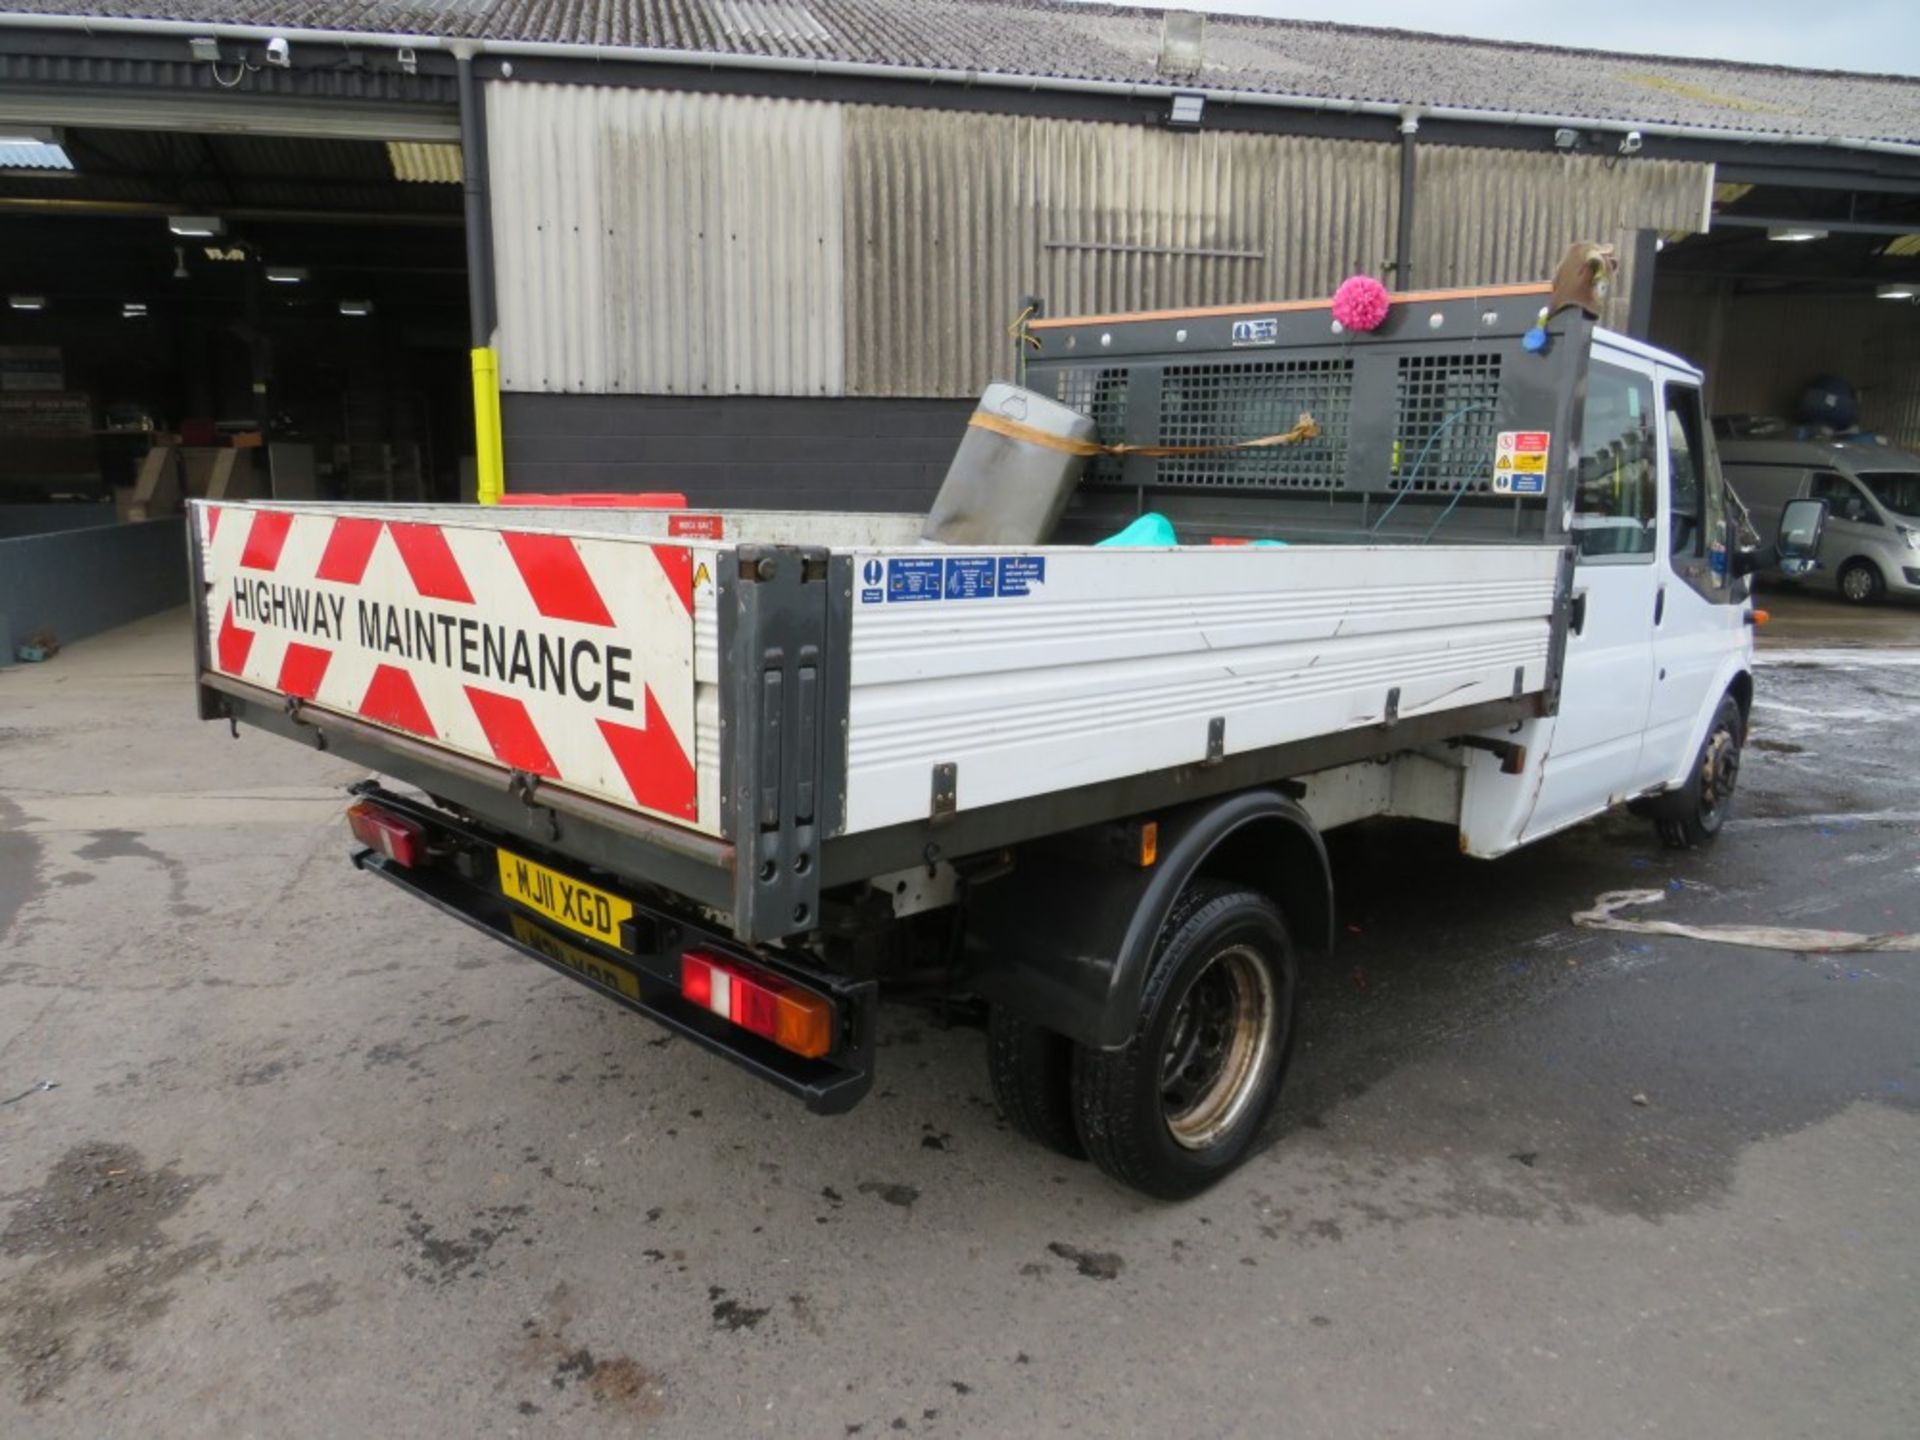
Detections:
513,1284,667,1423
73,828,205,918
0,1143,217,1403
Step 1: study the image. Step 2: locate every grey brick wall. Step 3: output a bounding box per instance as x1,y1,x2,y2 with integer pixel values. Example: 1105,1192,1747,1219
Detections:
500,394,972,513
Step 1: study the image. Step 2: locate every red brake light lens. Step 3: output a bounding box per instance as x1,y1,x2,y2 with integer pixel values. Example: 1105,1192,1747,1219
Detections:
679,950,833,1059
346,801,426,868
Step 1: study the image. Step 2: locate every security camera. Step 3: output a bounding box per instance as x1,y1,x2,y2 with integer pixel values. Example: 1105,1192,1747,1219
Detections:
1618,129,1644,156
264,36,290,68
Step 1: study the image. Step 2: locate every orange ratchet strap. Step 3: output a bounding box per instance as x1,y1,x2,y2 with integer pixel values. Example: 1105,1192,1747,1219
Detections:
969,410,1319,459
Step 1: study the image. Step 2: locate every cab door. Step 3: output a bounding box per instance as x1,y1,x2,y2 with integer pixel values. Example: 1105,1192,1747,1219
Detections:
1520,354,1661,840
1639,372,1745,790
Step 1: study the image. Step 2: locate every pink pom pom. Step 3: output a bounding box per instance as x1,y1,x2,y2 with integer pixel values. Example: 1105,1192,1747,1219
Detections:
1331,274,1391,332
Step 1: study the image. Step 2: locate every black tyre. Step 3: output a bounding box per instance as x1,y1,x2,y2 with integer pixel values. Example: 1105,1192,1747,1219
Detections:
1838,560,1885,605
1652,693,1745,849
987,1006,1085,1159
1070,882,1298,1200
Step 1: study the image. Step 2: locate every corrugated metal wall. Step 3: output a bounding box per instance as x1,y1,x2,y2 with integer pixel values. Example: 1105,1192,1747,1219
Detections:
1652,287,1920,448
1415,148,1710,332
489,83,845,396
843,110,1399,396
488,83,1712,400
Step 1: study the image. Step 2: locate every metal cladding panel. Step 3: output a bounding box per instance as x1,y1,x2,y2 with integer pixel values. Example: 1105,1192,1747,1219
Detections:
1413,150,1712,330
838,542,1564,834
488,82,845,396
845,107,1399,397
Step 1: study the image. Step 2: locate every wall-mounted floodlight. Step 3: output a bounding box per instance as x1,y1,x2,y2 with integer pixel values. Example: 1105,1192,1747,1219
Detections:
169,214,226,238
1878,282,1917,300
1168,93,1205,129
1767,225,1827,243
338,299,375,317
188,37,221,62
264,266,309,284
8,294,46,311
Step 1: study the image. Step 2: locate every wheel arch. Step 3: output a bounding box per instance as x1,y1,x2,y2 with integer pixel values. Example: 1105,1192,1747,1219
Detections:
966,789,1331,1051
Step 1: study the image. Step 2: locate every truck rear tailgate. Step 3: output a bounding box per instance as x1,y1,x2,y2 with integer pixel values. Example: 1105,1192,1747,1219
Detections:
197,501,714,832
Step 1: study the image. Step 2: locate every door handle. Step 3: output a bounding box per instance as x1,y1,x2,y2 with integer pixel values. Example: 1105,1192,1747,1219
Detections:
1654,585,1666,625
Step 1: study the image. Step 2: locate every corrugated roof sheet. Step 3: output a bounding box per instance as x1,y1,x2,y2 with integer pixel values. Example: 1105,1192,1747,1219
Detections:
7,2,1917,147
0,138,73,169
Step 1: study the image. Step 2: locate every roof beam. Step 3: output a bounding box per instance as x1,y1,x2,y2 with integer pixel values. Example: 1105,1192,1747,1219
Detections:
1711,214,1920,237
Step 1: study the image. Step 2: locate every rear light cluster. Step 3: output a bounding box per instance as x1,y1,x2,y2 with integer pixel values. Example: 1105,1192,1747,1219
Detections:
681,950,833,1059
347,801,426,868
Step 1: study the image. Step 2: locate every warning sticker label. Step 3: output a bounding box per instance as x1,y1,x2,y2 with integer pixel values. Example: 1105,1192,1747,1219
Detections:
1493,430,1552,496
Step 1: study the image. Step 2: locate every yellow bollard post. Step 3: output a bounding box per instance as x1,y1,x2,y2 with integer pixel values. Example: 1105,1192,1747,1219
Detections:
470,346,504,505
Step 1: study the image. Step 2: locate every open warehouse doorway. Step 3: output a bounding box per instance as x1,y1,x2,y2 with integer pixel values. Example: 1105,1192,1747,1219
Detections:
0,126,471,510
1650,168,1920,448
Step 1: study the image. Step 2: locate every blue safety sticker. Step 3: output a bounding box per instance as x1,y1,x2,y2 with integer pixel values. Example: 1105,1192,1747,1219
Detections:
860,556,885,604
996,555,1047,596
887,557,944,602
944,556,997,600
1506,475,1545,494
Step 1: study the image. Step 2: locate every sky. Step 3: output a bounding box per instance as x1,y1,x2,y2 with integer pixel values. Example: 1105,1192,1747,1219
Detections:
1075,1,1920,77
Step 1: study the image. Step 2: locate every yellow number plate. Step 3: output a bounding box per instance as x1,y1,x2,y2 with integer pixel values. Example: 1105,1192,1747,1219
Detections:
508,915,643,1002
496,849,633,948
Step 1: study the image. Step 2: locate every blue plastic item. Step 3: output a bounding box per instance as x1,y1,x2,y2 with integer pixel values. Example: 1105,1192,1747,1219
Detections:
1095,512,1179,547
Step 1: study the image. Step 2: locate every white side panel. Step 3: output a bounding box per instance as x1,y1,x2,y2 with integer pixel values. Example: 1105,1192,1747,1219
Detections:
841,544,1563,834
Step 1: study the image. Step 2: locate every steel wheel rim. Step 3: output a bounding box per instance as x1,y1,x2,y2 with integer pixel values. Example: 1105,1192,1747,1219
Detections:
1160,944,1277,1151
1700,724,1739,825
1843,567,1873,601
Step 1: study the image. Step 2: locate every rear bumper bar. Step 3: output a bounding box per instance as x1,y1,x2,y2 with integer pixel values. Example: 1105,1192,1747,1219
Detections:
349,786,876,1115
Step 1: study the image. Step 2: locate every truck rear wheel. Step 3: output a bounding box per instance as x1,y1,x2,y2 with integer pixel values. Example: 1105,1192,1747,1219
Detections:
987,1007,1085,1159
1071,882,1298,1199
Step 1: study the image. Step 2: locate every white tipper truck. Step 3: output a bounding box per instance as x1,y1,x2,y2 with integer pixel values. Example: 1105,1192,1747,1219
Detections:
187,263,1827,1197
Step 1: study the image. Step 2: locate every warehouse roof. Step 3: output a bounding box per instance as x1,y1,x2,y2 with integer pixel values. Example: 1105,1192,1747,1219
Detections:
5,1,1917,147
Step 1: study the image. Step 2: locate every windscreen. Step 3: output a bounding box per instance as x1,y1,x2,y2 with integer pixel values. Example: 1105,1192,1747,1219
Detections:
1858,471,1920,520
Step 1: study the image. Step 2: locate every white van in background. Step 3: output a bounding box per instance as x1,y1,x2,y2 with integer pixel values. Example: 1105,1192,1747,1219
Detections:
1719,437,1920,604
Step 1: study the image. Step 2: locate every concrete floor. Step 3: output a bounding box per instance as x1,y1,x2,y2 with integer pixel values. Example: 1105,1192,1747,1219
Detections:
1,589,1916,1439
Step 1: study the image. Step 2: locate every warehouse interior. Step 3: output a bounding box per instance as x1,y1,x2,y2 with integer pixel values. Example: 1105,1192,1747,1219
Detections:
1651,168,1920,442
0,125,471,514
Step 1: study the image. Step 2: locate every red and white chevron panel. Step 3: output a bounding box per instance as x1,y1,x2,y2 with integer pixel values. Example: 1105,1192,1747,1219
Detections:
199,503,707,831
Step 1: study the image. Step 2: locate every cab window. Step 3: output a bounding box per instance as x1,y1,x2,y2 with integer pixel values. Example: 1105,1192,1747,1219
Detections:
1663,382,1730,596
1571,361,1657,562
1811,472,1879,525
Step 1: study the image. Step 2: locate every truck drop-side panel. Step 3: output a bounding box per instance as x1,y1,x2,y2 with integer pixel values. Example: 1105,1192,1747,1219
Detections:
838,541,1565,833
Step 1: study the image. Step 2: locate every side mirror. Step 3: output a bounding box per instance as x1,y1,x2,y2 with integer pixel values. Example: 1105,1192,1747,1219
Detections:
1775,497,1829,577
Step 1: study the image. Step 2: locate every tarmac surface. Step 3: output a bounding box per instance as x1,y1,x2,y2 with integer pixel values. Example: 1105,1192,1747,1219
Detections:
1,587,1916,1439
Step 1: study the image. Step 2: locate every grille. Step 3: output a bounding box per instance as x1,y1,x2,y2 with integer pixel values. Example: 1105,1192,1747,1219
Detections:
1152,358,1352,489
1052,366,1128,483
1391,353,1503,492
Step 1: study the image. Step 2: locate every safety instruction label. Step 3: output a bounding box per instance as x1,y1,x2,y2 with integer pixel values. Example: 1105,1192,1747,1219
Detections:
944,556,997,600
861,555,1047,603
886,557,944,603
1492,430,1551,496
996,556,1046,596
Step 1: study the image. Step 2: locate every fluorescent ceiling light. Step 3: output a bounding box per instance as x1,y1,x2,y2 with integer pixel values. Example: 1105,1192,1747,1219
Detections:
123,302,148,318
338,298,374,317
168,214,225,238
8,294,46,311
264,266,308,284
1878,282,1917,300
1766,225,1827,243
